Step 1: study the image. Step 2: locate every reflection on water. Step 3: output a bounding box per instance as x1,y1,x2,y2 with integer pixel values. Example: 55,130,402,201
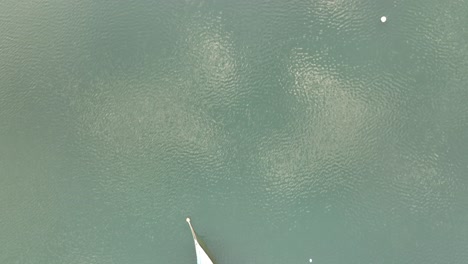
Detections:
1,0,468,263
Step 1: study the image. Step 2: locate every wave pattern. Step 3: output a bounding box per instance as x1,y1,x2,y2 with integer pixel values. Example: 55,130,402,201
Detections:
1,0,468,263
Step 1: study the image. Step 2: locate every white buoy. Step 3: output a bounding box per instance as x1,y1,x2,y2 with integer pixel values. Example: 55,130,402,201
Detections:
381,16,387,23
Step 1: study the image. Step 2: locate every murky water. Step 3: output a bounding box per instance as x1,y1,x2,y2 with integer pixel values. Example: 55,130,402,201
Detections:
1,0,468,263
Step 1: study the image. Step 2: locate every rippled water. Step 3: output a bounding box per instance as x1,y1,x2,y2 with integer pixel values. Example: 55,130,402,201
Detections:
1,0,468,263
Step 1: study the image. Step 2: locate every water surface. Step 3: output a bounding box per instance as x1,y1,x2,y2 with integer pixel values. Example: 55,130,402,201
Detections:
1,0,468,263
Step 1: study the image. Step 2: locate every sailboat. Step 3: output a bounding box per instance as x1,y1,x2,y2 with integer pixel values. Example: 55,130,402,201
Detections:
186,218,215,264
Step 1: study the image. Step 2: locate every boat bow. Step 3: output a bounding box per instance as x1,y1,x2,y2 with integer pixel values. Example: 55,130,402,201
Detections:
186,218,215,264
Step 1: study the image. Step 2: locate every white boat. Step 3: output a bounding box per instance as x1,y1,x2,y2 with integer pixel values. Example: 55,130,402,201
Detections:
186,218,215,264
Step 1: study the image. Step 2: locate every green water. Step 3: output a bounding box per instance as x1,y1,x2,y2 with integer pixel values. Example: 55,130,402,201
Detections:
1,0,468,263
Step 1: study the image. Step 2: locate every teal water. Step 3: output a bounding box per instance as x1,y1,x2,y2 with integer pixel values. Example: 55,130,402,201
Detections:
1,0,468,263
